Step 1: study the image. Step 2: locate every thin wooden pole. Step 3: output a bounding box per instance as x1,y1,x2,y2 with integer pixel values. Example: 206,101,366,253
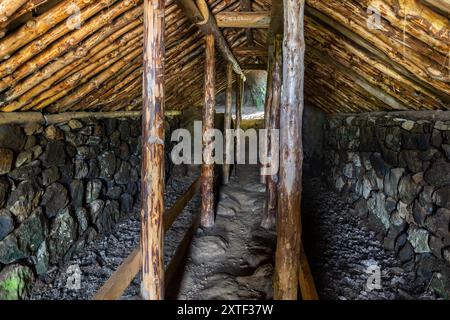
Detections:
223,63,233,184
261,34,282,229
260,51,273,184
274,0,305,300
200,33,215,228
140,0,166,300
234,75,243,176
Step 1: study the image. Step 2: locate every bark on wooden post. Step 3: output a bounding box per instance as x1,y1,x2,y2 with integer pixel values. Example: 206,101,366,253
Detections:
223,63,233,184
274,0,305,300
260,54,273,184
234,75,243,175
140,0,166,300
201,33,216,228
261,34,282,230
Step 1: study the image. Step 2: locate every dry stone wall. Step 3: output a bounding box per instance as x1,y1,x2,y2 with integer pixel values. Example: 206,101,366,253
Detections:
324,111,450,298
0,116,177,299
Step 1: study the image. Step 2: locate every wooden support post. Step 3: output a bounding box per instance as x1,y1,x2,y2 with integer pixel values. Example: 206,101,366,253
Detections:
261,34,282,229
274,0,305,300
223,63,233,185
260,50,273,184
200,34,215,228
140,0,165,300
234,75,243,176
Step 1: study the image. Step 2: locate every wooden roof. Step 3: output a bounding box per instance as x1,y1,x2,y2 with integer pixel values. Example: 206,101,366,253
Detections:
0,0,448,114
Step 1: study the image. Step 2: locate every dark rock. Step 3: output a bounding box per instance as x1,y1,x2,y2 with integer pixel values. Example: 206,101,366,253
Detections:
87,159,99,178
443,145,450,161
8,160,41,181
85,180,102,204
126,182,138,196
431,130,442,148
75,207,89,234
41,183,69,219
0,209,14,241
384,221,406,252
0,148,13,175
86,136,102,146
23,135,36,150
424,159,450,187
70,180,84,209
110,131,121,147
0,233,25,264
58,162,74,185
7,180,41,223
419,186,434,207
114,161,131,185
398,174,421,205
398,241,414,263
42,141,66,167
0,264,34,300
104,119,117,136
88,200,104,229
120,193,133,214
402,132,431,150
76,146,94,160
433,187,450,209
0,178,10,207
64,132,86,147
429,235,444,258
118,121,130,140
101,200,120,229
399,150,423,173
98,151,116,180
14,208,47,257
78,126,92,136
425,208,450,237
369,153,390,179
415,254,440,281
42,166,59,186
0,125,25,152
412,200,433,226
74,159,88,179
383,168,404,199
119,142,130,161
47,208,77,264
106,185,122,200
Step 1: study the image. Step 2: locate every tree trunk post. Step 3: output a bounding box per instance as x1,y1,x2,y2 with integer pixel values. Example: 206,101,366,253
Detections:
234,75,243,176
140,0,166,300
223,63,233,184
200,33,216,228
260,52,274,184
274,0,305,300
261,34,282,230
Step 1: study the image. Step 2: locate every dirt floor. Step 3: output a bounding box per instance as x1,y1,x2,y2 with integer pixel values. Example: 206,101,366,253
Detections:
29,165,434,300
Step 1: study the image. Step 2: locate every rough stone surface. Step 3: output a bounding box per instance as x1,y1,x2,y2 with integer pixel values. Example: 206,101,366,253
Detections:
48,209,77,264
0,125,25,152
0,148,13,175
7,180,41,223
0,264,34,300
0,209,14,241
41,183,69,219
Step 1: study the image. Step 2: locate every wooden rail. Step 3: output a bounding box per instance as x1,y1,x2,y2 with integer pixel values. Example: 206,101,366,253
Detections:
298,243,319,300
93,178,200,300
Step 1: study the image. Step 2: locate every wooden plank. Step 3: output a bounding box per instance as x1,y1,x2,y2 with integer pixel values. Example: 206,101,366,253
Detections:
140,0,166,300
298,243,319,300
200,33,216,228
93,179,200,300
274,0,305,300
242,63,267,70
215,11,271,28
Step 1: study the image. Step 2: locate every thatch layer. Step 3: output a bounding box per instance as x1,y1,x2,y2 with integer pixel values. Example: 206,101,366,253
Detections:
0,0,447,114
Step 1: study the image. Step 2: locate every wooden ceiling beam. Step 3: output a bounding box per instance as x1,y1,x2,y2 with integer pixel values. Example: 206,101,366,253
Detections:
174,0,245,80
234,46,267,56
216,11,270,28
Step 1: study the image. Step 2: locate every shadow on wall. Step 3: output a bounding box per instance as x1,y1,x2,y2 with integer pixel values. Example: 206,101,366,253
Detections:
303,104,326,176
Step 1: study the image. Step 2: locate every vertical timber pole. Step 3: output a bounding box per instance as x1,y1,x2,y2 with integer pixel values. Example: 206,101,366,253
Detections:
223,63,233,184
201,34,216,228
274,0,305,300
261,52,274,184
234,75,243,176
141,0,166,300
261,34,282,230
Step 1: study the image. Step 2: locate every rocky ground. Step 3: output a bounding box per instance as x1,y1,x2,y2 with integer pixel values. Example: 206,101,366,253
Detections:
302,174,436,300
29,174,199,300
29,165,437,300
